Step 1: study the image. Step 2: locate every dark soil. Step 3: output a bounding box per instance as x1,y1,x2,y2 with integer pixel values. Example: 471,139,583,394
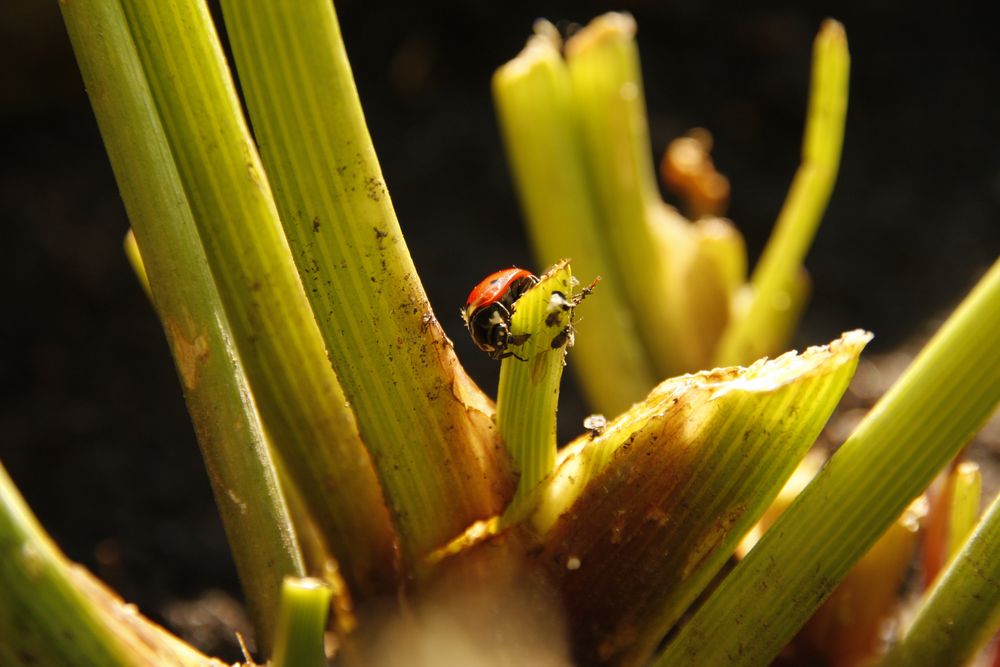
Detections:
2,2,997,662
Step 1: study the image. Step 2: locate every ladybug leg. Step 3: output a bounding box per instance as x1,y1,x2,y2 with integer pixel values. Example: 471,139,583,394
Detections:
487,315,531,362
495,349,529,362
492,314,531,355
508,331,532,346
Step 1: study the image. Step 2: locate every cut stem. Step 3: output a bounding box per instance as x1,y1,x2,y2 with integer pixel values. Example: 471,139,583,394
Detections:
496,261,575,522
271,577,334,667
947,462,982,562
535,331,870,665
566,14,693,376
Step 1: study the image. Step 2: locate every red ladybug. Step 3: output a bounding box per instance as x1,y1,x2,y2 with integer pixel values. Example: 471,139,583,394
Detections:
461,267,539,359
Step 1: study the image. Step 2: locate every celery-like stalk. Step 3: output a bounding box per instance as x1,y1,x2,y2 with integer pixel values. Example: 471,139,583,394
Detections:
493,27,656,415
947,462,982,562
271,578,333,667
113,0,398,596
0,464,223,666
496,261,574,521
220,0,515,566
61,1,304,649
566,14,696,376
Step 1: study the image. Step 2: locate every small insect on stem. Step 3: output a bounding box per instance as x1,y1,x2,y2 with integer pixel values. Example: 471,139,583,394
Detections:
546,276,600,352
583,413,607,437
461,268,599,360
461,267,539,360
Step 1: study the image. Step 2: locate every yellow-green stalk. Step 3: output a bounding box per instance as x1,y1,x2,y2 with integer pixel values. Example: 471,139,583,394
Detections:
496,261,576,522
795,498,923,666
0,464,224,667
122,230,150,299
61,1,304,649
122,234,303,652
715,19,849,366
566,14,701,376
219,0,515,568
947,462,981,562
113,0,398,597
493,25,655,415
881,492,1000,667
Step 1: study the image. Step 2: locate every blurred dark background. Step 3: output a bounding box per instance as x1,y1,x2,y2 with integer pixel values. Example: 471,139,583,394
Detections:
2,0,997,659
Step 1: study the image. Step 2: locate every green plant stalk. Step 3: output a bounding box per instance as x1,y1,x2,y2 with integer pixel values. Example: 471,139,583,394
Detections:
714,19,849,367
0,464,223,667
947,462,982,562
123,235,303,653
496,262,573,522
534,331,869,666
113,0,398,596
881,492,1000,667
271,577,334,667
659,258,1000,666
61,2,303,650
219,0,514,566
763,268,812,357
566,13,693,376
794,500,921,666
492,28,656,416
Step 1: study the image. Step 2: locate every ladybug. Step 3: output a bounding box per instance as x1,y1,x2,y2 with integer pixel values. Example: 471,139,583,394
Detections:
461,267,539,359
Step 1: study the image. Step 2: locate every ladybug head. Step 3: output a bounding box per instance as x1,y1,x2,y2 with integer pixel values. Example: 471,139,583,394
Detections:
463,302,512,358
